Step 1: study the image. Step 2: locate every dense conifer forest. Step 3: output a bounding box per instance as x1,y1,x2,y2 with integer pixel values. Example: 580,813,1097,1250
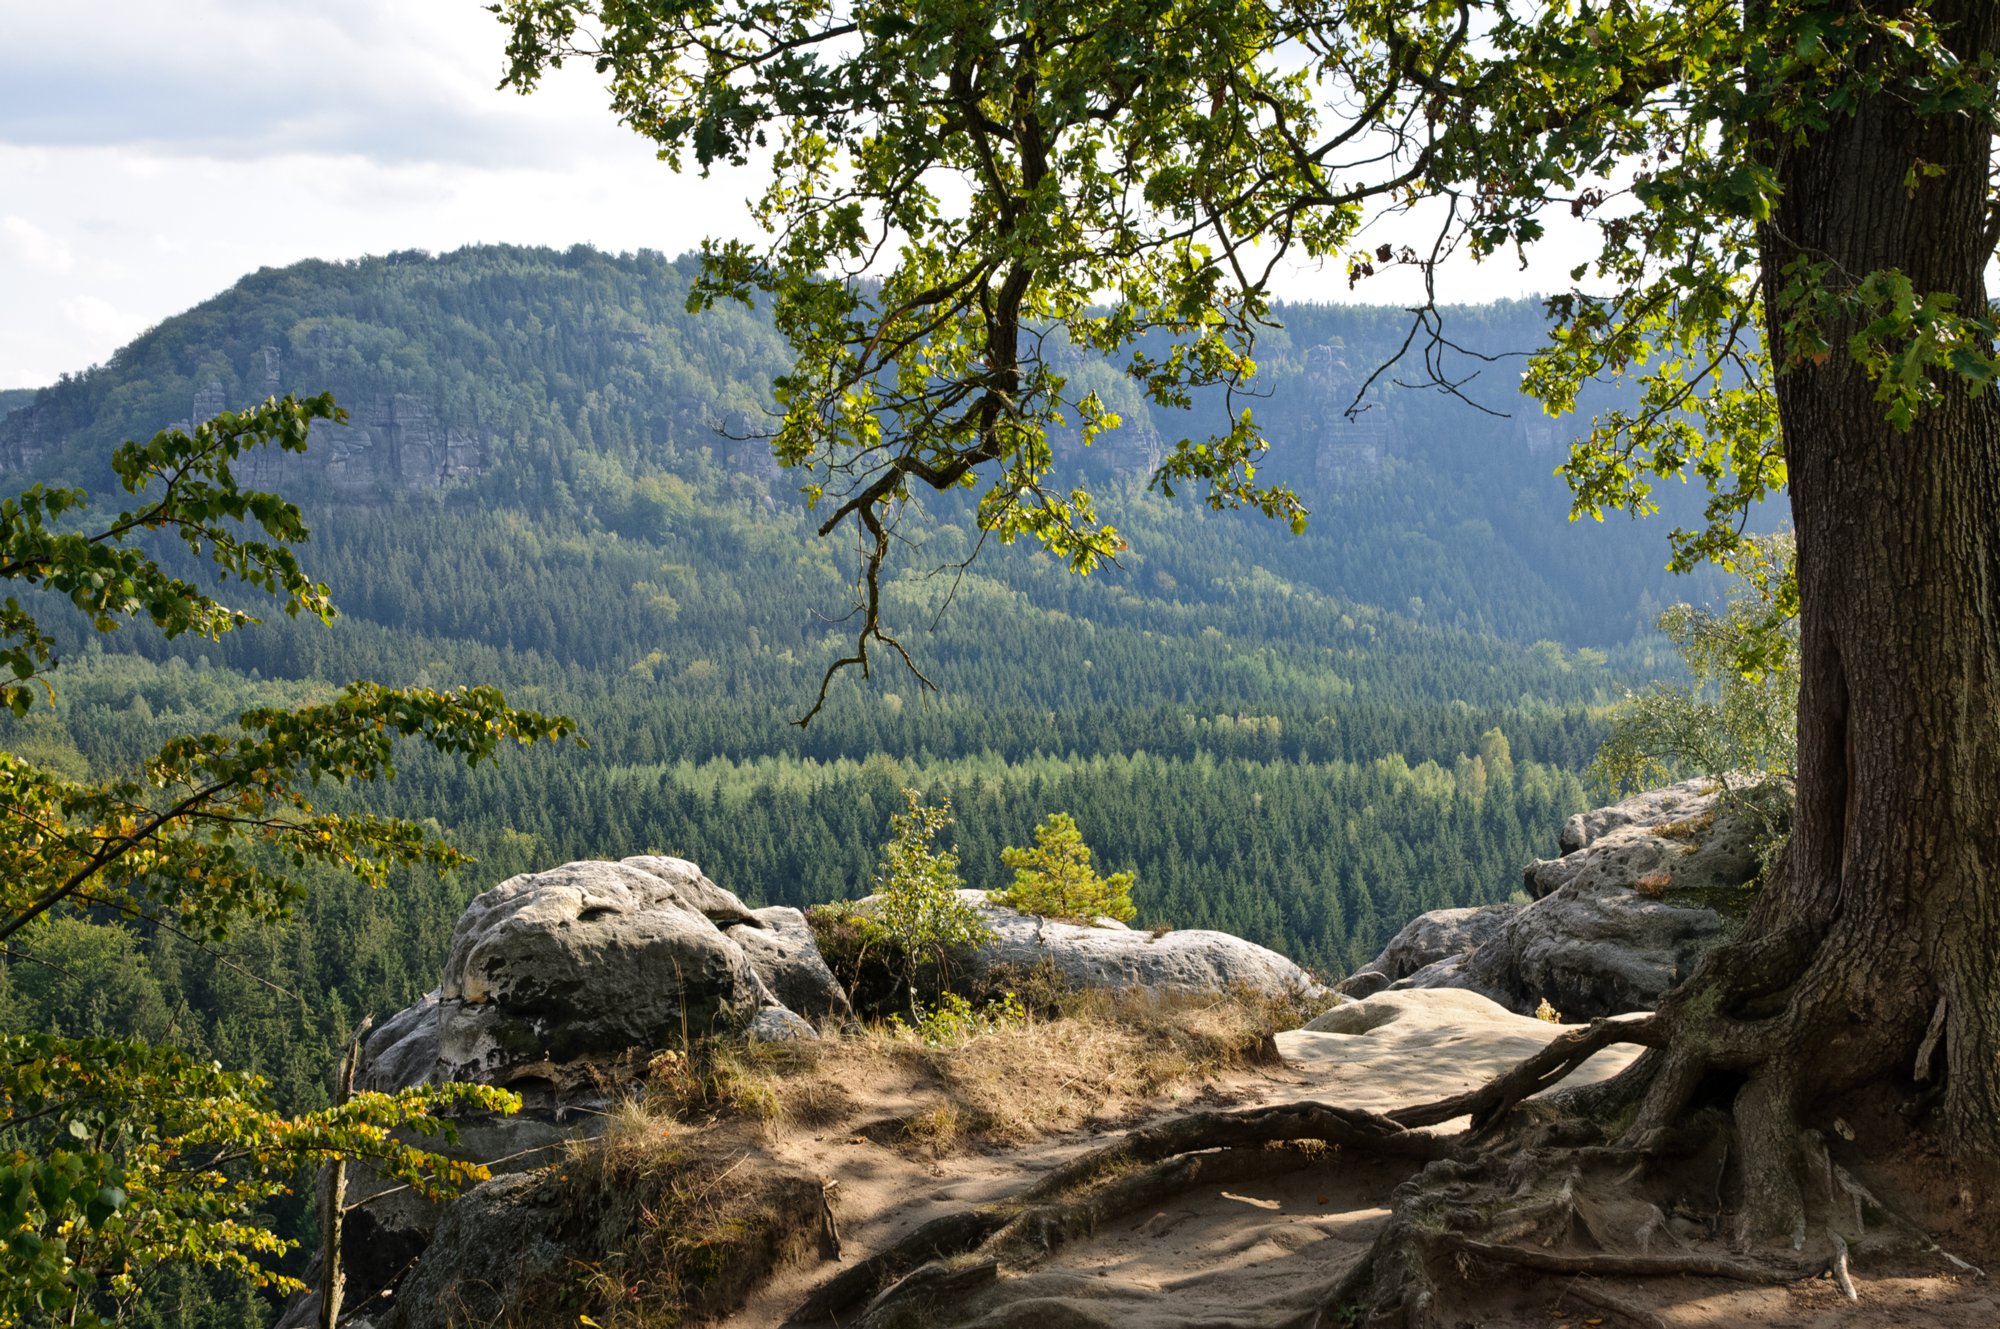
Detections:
0,245,1707,1320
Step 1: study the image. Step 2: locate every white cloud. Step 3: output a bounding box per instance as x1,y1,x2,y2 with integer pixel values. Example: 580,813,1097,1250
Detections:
0,136,769,386
0,0,1583,390
62,294,148,343
0,0,643,168
2,215,73,274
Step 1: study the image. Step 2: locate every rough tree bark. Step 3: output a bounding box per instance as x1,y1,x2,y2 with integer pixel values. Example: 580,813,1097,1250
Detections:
1612,0,2000,1239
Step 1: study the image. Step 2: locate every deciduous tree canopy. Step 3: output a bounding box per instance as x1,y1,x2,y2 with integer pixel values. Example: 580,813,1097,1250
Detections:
498,0,2000,1311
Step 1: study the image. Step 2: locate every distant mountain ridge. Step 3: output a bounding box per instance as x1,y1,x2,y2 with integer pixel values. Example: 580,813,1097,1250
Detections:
0,243,1700,647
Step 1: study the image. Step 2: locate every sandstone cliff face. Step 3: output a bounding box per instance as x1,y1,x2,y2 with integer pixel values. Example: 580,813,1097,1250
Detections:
0,376,491,497
237,393,488,496
0,398,58,474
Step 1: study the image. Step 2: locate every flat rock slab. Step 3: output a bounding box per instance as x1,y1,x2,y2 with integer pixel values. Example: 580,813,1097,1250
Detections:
1275,989,1644,1118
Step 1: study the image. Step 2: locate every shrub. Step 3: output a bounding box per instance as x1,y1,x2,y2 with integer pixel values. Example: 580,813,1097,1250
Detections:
888,991,1029,1047
868,789,995,1010
1590,534,1797,800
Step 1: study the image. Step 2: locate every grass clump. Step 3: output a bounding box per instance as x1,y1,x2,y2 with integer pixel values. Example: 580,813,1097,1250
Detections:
535,1105,822,1329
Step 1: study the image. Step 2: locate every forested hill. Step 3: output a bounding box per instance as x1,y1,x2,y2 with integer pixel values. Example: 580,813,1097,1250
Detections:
1,244,1696,646
2,249,1699,1263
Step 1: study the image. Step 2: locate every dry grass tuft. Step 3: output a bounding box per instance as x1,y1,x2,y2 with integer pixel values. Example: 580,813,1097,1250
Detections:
754,984,1307,1154
517,984,1311,1324
533,1109,822,1328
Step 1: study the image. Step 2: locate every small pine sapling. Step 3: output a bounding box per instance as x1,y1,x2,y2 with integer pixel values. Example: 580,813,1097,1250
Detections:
995,812,1137,924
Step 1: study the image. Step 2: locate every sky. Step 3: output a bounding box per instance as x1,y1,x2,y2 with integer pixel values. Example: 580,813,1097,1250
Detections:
0,1,1578,392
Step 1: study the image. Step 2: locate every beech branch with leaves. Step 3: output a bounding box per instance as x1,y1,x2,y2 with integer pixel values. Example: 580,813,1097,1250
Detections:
0,396,574,1326
495,0,1484,719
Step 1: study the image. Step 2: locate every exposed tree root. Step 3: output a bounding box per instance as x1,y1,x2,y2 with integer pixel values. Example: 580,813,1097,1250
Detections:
793,1104,1451,1323
791,1211,1007,1322
1387,1015,1662,1134
1554,1277,1670,1329
1428,1233,1824,1284
1019,1099,1451,1201
790,982,1984,1328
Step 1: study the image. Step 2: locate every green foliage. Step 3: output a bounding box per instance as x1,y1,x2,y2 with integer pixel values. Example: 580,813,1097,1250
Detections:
0,398,571,1325
868,790,994,1006
996,812,1137,924
496,0,1328,576
887,991,1028,1048
491,3,2000,721
0,1034,514,1325
1591,536,1798,800
1,396,337,719
0,246,1644,1004
0,248,1679,1321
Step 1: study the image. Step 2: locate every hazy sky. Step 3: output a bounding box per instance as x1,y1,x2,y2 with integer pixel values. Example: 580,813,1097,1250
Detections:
0,1,1574,391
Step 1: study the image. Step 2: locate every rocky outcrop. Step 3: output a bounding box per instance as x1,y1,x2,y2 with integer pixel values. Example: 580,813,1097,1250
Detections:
357,989,441,1093
363,857,838,1095
332,855,1329,1329
1340,779,1769,1019
1338,905,1513,999
376,1147,823,1329
374,1171,570,1329
1523,779,1764,902
732,904,853,1019
0,365,492,497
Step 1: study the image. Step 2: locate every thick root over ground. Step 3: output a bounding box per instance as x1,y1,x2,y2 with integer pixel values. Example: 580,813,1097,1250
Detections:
790,1000,1989,1329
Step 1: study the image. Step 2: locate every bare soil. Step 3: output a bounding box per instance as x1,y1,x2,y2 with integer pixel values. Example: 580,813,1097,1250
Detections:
585,991,1996,1329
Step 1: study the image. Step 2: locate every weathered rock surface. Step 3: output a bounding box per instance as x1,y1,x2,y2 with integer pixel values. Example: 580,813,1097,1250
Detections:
746,1005,819,1043
1342,780,1767,1019
856,890,1326,999
358,988,440,1093
619,854,764,926
1336,905,1512,999
275,1114,594,1329
434,859,768,1086
1278,988,1646,1112
1523,778,1764,902
361,860,850,1094
728,905,853,1020
377,1171,571,1329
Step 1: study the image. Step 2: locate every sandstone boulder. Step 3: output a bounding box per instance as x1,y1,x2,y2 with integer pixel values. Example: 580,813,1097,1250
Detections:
727,905,852,1019
619,854,763,925
377,1172,570,1329
358,988,440,1093
434,860,767,1085
1335,904,1511,998
746,1005,818,1043
1524,777,1764,901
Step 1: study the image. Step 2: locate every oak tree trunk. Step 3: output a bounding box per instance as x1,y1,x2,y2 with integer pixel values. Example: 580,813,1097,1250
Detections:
1646,0,2000,1229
